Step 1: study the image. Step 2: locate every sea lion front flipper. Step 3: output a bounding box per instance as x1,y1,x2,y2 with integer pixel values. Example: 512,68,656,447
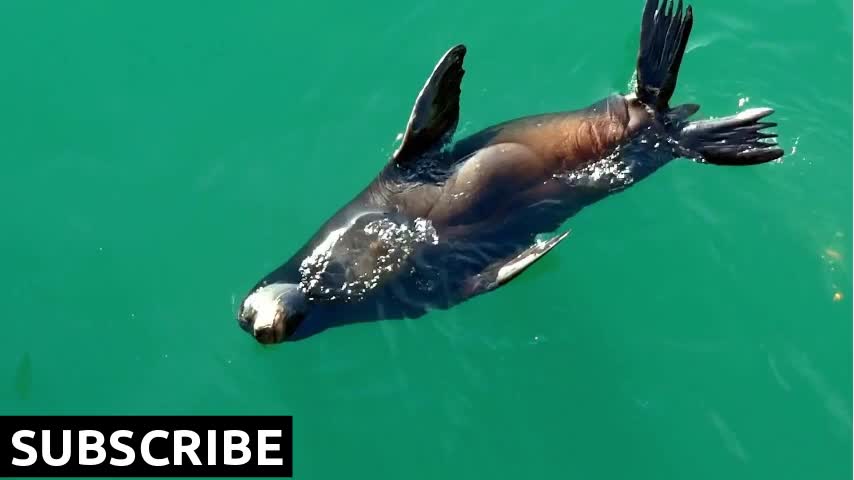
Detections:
392,45,467,164
461,230,571,299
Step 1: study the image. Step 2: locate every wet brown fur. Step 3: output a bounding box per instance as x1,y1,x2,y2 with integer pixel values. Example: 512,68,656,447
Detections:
404,95,646,230
489,99,632,170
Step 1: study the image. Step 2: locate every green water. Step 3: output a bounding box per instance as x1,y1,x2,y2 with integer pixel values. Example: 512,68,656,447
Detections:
1,0,851,478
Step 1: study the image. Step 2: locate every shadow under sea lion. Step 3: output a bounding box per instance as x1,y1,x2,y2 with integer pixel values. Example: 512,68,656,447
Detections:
237,0,783,344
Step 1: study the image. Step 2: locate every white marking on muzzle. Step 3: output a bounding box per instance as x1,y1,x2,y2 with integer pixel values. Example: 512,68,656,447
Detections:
243,285,289,332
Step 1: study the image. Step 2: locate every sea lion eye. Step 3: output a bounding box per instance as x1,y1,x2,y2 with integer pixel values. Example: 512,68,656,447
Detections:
237,306,254,333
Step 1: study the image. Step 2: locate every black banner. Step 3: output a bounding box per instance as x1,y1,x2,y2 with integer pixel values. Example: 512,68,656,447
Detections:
0,416,293,477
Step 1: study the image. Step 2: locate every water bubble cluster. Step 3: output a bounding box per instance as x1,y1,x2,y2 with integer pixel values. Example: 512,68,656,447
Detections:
556,147,635,191
299,216,438,302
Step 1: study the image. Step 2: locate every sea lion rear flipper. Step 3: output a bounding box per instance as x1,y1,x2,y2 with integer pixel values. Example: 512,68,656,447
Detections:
392,45,467,165
635,0,693,111
461,230,571,299
634,0,783,164
677,108,784,165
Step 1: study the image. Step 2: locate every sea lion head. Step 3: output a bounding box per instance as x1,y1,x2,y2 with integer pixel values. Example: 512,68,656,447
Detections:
238,283,308,344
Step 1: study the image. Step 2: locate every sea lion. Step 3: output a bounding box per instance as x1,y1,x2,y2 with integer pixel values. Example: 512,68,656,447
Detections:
237,0,783,344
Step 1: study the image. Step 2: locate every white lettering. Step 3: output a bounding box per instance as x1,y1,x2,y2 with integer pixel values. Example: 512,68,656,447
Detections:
11,430,37,467
173,430,201,466
11,428,287,469
223,430,250,466
207,430,216,466
42,430,71,467
78,430,106,466
109,430,135,467
141,430,169,466
257,430,283,466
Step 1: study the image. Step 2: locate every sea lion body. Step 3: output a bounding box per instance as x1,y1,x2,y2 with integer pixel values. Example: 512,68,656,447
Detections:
238,0,783,344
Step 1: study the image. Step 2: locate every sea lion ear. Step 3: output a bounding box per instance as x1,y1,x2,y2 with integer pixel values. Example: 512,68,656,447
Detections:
392,44,467,165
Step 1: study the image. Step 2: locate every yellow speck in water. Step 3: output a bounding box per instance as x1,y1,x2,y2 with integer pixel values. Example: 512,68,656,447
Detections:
833,292,843,302
824,248,842,261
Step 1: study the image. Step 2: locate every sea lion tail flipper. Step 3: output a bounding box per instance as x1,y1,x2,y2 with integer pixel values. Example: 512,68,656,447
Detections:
635,0,693,111
461,230,571,299
634,0,784,165
676,107,784,165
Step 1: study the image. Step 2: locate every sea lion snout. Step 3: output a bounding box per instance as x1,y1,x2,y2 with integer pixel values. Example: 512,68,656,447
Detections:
238,283,307,344
239,302,285,344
